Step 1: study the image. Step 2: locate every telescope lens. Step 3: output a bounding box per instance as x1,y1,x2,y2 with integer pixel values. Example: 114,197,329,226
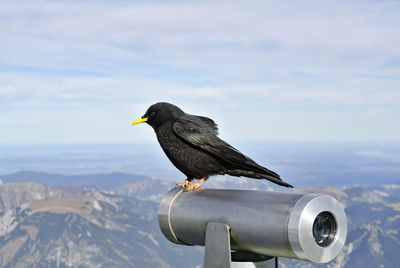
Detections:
313,211,337,247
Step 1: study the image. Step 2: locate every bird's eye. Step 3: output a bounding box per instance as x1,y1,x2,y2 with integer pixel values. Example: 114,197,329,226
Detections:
149,111,156,117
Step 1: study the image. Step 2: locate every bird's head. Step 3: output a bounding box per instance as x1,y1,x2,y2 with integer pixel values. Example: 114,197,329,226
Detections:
132,102,184,129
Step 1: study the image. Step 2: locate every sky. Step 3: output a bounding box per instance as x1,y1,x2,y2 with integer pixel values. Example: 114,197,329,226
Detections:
1,0,400,146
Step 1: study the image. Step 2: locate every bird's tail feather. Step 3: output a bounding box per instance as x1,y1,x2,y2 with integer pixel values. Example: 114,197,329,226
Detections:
227,168,293,188
259,173,293,188
218,143,293,187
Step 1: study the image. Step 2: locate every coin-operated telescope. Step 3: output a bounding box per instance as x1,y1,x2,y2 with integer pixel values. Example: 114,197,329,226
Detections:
158,188,347,267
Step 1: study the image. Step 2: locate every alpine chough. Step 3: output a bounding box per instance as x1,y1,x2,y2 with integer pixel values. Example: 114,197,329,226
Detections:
132,102,293,191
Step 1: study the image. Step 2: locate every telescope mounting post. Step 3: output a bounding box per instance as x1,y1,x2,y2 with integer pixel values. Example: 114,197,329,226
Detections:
204,222,277,268
204,222,232,267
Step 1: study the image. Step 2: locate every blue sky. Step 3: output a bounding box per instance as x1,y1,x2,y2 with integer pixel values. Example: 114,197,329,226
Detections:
1,0,399,145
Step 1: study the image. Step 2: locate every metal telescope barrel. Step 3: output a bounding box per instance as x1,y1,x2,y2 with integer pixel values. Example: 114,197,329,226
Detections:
158,188,347,264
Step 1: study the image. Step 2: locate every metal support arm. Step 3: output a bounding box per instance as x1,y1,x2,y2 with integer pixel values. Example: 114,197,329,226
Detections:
204,222,276,268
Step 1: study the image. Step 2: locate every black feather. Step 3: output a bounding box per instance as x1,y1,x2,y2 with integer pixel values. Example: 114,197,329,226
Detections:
139,102,293,188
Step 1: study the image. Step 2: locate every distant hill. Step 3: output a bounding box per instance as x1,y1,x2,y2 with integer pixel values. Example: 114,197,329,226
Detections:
1,176,400,267
0,171,146,188
0,189,203,268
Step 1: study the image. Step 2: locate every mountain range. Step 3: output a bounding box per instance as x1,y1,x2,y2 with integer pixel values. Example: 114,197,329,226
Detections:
1,172,400,267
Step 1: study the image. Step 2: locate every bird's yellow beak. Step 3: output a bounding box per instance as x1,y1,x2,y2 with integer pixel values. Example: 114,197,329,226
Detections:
132,117,148,125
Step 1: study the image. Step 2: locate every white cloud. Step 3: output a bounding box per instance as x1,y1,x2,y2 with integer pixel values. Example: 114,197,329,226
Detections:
2,0,400,74
0,0,399,144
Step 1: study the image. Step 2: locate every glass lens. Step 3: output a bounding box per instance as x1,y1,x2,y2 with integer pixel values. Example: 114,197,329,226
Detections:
312,211,337,247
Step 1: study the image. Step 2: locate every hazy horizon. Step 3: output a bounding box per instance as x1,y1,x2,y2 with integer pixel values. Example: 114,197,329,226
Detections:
1,141,399,187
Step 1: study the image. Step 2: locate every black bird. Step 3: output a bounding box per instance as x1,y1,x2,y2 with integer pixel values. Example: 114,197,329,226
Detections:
132,102,292,190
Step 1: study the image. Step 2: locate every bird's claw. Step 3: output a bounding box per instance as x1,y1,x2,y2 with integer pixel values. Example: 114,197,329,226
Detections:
177,176,207,192
186,176,207,192
187,183,201,191
177,180,191,191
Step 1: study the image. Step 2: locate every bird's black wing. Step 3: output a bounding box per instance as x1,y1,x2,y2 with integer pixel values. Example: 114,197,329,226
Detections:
189,114,219,135
173,115,292,187
173,115,243,161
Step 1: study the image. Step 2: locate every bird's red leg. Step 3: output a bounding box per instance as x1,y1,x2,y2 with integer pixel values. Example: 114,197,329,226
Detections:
177,178,193,189
187,176,207,191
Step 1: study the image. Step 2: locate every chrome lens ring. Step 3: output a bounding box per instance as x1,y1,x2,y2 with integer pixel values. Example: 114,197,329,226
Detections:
288,194,347,263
